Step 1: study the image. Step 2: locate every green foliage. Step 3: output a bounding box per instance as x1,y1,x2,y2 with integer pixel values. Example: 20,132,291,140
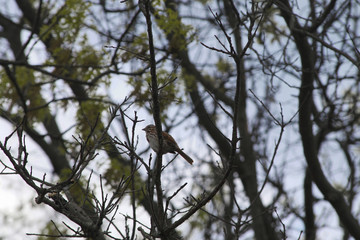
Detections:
76,100,106,138
216,58,234,74
17,68,47,121
0,70,16,106
103,158,146,203
104,159,131,187
59,168,74,181
38,221,69,239
39,0,103,84
40,0,91,47
256,7,286,44
195,0,211,4
72,36,110,86
38,0,111,134
155,7,195,52
59,168,95,212
180,68,197,90
120,32,149,63
0,67,49,123
128,68,184,115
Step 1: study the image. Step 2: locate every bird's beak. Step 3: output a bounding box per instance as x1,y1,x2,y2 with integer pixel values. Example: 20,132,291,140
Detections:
142,127,146,131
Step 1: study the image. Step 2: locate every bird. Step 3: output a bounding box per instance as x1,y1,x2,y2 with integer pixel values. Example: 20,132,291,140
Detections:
142,124,194,165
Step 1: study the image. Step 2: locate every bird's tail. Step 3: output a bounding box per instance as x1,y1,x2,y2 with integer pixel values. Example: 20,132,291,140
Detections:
176,149,194,165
